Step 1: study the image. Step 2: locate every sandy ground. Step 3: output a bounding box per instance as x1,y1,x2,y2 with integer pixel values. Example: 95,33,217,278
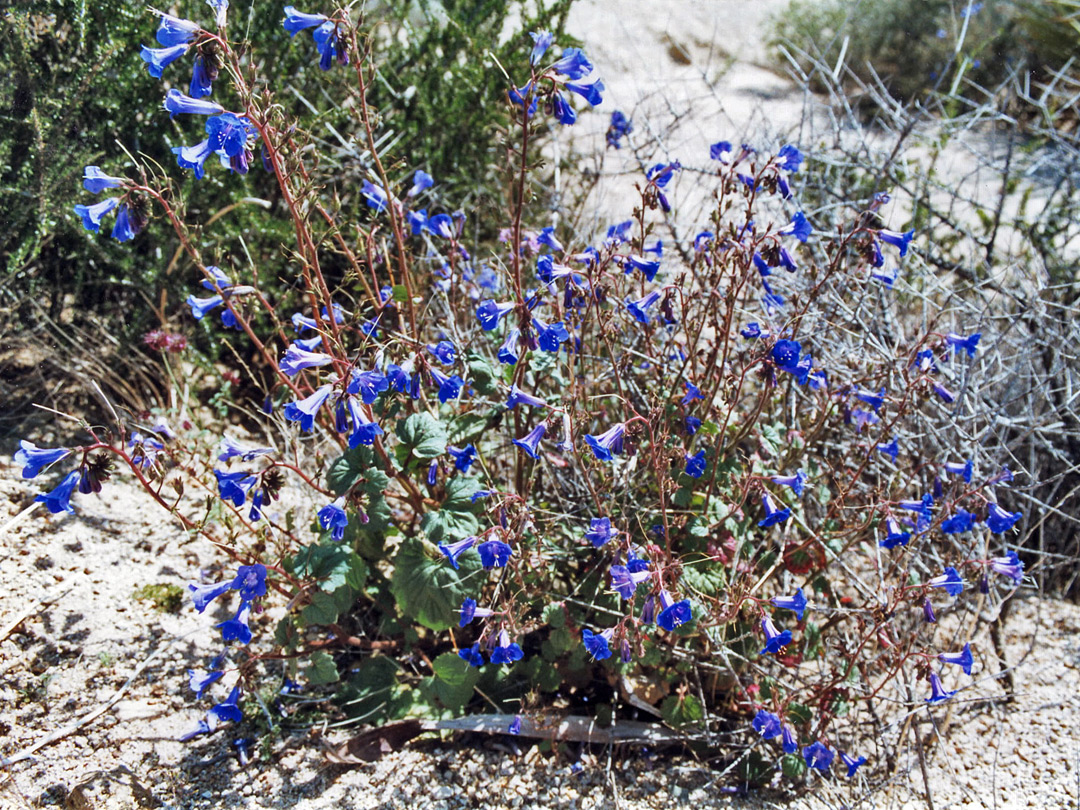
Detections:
3,1,1079,808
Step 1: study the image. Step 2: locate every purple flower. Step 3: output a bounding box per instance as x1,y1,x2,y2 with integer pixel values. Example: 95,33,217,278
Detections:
681,381,703,406
217,604,252,644
777,144,803,172
206,112,252,158
458,642,484,667
477,299,515,331
490,630,524,665
110,204,142,242
427,340,457,365
625,290,663,325
164,89,225,117
141,44,189,78
933,381,956,403
458,598,494,628
757,492,791,528
512,423,546,459
877,228,915,257
584,517,615,547
345,397,383,447
584,423,626,462
508,715,523,735
941,509,978,534
926,672,956,704
779,211,812,243
427,459,438,486
856,386,886,413
447,444,477,472
188,580,233,613
610,564,651,600
607,110,632,148
407,169,433,197
685,415,702,436
230,564,267,601
684,450,707,478
986,503,1022,534
709,140,733,162
15,441,71,479
189,54,216,98
279,345,333,376
312,20,345,70
34,470,81,514
283,5,328,35
770,470,807,496
760,615,792,655
752,709,782,739
946,332,981,358
347,369,390,404
840,751,867,778
565,80,604,106
532,317,570,352
74,197,119,232
988,467,1014,487
657,591,692,631
944,458,973,483
770,588,807,621
551,47,594,79
214,469,257,506
990,551,1024,584
938,642,974,675
156,13,201,46
318,498,349,542
781,724,798,754
208,685,243,726
802,741,834,772
741,322,769,339
477,540,513,568
438,536,477,569
624,255,660,282
498,329,521,365
173,138,215,180
582,628,614,660
283,383,334,432
187,668,223,698
923,597,937,623
880,517,911,549
82,166,125,194
428,368,464,403
507,384,546,410
928,566,964,597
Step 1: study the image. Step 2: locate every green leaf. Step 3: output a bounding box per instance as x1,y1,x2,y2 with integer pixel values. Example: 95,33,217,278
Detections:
447,411,491,445
335,656,400,721
661,694,703,728
781,753,807,779
420,509,479,545
327,445,378,496
803,621,823,659
287,543,368,593
392,284,408,302
442,475,481,512
431,651,480,712
466,353,500,397
304,650,340,685
681,553,726,596
787,702,813,725
542,602,567,629
396,412,448,459
390,536,483,631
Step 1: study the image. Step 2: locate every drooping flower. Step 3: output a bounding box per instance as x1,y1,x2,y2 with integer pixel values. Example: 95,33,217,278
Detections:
141,44,189,78
208,685,243,725
187,668,224,698
657,591,692,631
584,517,615,547
760,615,792,655
986,503,1022,534
82,166,125,194
923,597,937,623
565,80,604,106
802,741,834,772
74,197,119,232
532,317,570,352
164,88,224,117
610,563,651,600
477,540,513,568
777,144,803,172
941,509,978,534
156,13,201,46
944,458,974,483
458,642,484,667
926,672,956,704
512,423,546,459
428,368,464,403
427,340,457,365
283,383,334,432
529,30,553,65
35,471,82,514
758,492,791,528
945,332,981,358
770,470,807,496
498,329,521,365
447,444,477,472
880,517,911,549
438,536,477,570
625,290,663,325
771,588,807,621
856,387,886,413
283,5,328,35
839,751,867,778
584,423,626,462
624,254,660,282
685,450,707,479
551,47,594,80
781,725,799,754
877,228,915,257
217,604,252,644
506,384,546,410
312,19,346,70
477,300,515,331
938,642,974,675
779,211,812,243
458,598,494,628
318,497,349,541
15,441,71,479
489,629,524,665
582,628,614,660
752,709,782,739
928,566,964,597
988,467,1014,487
990,550,1024,584
279,345,333,376
607,110,632,148
344,397,383,448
